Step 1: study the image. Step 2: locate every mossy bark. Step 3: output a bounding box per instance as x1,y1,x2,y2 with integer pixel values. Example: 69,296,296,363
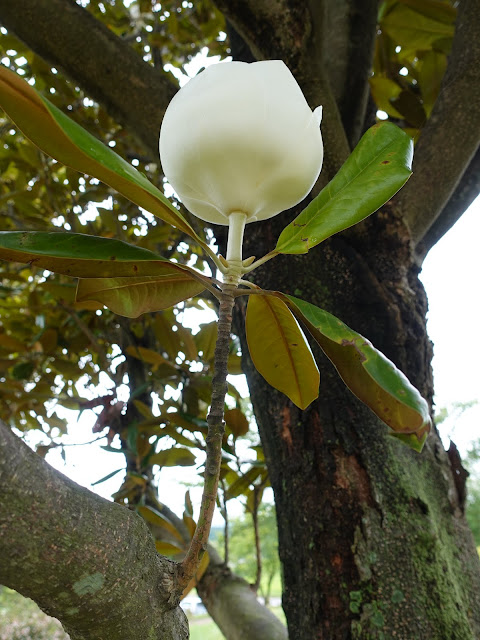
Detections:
236,203,480,639
0,420,188,640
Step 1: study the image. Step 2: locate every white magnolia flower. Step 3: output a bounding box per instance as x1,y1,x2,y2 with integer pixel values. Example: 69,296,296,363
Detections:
159,60,323,228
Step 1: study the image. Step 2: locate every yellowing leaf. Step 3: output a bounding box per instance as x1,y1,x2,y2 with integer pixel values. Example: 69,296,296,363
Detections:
138,506,184,542
76,274,205,318
0,334,27,353
227,353,243,375
369,76,403,119
224,408,249,437
155,541,184,556
149,446,197,467
133,399,155,419
225,466,263,501
39,328,58,353
417,50,447,117
153,312,181,360
180,552,210,600
246,294,319,410
195,322,218,361
125,345,177,371
183,513,196,538
283,294,431,450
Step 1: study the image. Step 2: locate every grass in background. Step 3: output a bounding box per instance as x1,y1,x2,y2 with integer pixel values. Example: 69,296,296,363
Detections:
0,588,69,640
0,587,286,640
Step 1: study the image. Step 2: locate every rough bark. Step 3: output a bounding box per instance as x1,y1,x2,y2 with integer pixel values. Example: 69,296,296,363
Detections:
0,419,188,640
237,201,480,639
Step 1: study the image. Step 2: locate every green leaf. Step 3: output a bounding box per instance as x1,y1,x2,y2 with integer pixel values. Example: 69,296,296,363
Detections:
282,294,431,450
246,294,319,410
76,274,205,318
11,361,35,380
275,123,413,255
0,65,201,242
91,468,124,486
389,90,427,128
396,0,456,24
417,50,447,117
0,231,191,277
381,4,454,50
149,446,197,467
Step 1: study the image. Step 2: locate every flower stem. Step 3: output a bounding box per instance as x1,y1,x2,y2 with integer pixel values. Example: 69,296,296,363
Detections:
226,212,247,263
177,280,236,592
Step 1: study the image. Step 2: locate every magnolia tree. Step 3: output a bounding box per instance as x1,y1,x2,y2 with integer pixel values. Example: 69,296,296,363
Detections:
0,1,479,639
0,54,429,584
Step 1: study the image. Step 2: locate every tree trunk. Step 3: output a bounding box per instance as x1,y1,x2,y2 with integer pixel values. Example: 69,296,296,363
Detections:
237,204,480,639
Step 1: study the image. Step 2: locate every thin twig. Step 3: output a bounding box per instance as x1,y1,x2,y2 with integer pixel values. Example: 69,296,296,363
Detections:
220,478,229,565
252,485,262,593
177,280,236,590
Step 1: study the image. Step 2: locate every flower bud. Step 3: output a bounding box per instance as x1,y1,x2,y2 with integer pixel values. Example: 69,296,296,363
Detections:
159,60,323,226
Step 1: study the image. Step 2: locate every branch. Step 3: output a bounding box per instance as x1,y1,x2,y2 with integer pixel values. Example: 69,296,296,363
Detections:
197,552,288,640
178,281,236,590
0,0,177,160
396,0,480,248
251,487,262,593
0,420,187,640
415,147,480,262
328,0,379,146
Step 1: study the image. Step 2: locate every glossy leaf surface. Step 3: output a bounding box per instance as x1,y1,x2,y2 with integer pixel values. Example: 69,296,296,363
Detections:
283,294,431,450
275,122,413,255
246,294,319,410
76,274,205,317
0,66,201,240
0,231,197,278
